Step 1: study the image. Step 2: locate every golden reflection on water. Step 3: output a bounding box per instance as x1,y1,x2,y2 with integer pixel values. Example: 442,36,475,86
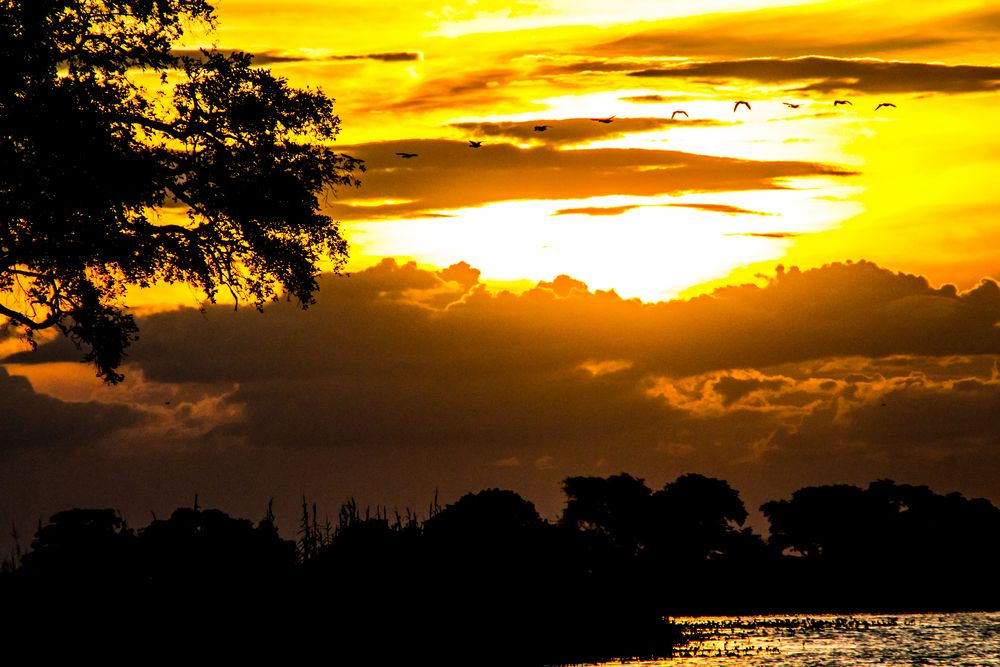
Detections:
589,612,1000,666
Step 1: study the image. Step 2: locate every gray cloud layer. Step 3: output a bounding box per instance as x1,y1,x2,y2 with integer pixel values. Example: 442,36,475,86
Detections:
553,202,773,217
172,49,422,65
450,117,725,145
0,367,143,452
4,259,999,534
330,139,854,219
588,2,994,61
627,56,1000,94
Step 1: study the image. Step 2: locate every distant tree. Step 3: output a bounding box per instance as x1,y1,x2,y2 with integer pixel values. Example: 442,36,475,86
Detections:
761,484,869,558
424,487,544,546
560,473,652,553
1,0,363,382
761,480,1000,563
648,473,757,561
137,506,298,583
20,508,135,578
422,488,549,593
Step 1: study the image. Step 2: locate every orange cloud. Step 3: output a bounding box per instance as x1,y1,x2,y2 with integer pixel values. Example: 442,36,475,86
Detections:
5,259,999,538
330,139,855,220
450,117,726,145
628,57,1000,94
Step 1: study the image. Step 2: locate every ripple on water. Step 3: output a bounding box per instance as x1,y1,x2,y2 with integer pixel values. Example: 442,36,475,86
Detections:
590,612,1000,667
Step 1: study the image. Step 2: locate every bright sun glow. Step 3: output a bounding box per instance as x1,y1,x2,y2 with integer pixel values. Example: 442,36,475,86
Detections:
347,176,862,302
430,0,825,37
109,1,1000,303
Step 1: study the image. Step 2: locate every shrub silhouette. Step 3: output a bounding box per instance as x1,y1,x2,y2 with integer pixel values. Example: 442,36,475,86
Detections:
137,506,297,586
20,508,135,581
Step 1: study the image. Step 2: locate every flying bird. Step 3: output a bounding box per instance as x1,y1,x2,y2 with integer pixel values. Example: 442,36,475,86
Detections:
533,125,550,131
782,102,801,108
590,115,615,123
734,100,751,112
834,100,852,106
875,102,897,110
395,152,419,158
671,110,688,119
468,140,482,148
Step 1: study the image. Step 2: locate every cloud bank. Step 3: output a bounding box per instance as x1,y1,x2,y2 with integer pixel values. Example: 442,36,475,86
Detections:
7,260,998,521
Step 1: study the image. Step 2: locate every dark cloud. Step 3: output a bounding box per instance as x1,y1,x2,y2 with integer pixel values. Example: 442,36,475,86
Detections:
620,94,688,104
20,259,997,384
381,69,520,112
553,202,772,217
18,260,1000,385
667,203,773,216
6,259,1000,534
587,4,957,60
643,356,1000,506
450,117,725,145
172,49,422,65
964,9,1000,31
726,232,798,238
325,52,422,62
599,32,949,62
537,59,669,75
327,139,855,219
0,366,144,452
554,205,642,217
627,57,1000,94
712,374,790,406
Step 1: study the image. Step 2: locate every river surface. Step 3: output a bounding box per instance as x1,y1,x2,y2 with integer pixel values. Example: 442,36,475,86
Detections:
591,612,1000,666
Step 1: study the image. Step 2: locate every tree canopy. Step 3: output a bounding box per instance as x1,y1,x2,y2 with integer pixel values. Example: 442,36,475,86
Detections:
1,0,363,382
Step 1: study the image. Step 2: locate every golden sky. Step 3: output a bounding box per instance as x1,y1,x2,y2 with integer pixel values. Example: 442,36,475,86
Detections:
3,0,1000,534
187,0,1000,301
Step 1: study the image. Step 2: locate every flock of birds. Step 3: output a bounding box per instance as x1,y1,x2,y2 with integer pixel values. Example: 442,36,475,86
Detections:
394,98,897,158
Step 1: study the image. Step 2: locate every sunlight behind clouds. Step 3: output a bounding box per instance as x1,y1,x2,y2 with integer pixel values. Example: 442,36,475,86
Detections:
429,0,826,37
154,0,1000,301
347,183,861,302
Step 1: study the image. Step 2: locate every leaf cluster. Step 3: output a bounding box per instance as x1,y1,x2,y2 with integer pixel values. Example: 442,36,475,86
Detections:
1,0,363,381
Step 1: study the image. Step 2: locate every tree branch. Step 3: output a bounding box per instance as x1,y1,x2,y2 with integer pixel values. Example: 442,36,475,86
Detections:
0,301,60,330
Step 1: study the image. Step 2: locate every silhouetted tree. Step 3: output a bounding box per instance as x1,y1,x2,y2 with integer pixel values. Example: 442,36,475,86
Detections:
424,487,544,541
760,479,1000,610
647,473,756,562
762,483,869,558
20,508,135,580
560,473,652,554
422,487,550,586
312,497,418,575
137,506,297,584
1,0,363,382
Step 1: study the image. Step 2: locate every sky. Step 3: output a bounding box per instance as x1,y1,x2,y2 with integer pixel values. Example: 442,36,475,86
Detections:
3,0,1000,538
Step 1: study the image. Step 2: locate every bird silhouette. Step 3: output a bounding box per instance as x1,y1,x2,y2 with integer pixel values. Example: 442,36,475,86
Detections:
875,102,897,110
734,101,751,112
834,100,852,106
671,110,688,119
533,125,550,131
395,152,419,158
468,141,482,148
783,102,801,108
590,115,615,123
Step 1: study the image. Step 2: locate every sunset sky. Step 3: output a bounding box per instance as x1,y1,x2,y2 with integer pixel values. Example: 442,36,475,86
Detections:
3,0,1000,536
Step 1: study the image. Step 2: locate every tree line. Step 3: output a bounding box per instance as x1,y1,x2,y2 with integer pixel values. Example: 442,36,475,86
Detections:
3,474,998,663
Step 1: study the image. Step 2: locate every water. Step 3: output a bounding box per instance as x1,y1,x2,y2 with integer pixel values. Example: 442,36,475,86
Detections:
592,612,1000,666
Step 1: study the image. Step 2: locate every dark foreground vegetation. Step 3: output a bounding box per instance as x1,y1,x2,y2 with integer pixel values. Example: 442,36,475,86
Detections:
3,474,998,663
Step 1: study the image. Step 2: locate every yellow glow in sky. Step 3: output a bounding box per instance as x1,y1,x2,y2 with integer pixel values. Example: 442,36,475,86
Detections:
198,0,1000,301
